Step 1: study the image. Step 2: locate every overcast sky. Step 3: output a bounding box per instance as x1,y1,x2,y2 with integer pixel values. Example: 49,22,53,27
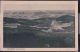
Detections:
3,1,75,11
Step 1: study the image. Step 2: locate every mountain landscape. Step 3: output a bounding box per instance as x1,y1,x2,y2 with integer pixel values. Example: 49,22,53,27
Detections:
4,10,75,48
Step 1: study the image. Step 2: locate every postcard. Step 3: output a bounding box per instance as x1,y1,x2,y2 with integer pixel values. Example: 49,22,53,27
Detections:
0,1,78,51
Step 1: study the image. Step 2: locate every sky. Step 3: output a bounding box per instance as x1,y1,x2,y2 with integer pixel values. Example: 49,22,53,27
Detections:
3,1,75,11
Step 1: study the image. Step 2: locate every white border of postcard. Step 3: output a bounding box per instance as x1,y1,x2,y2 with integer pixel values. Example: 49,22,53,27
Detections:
0,1,78,51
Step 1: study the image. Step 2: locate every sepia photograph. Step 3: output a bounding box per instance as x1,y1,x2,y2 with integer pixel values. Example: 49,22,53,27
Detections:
0,1,78,51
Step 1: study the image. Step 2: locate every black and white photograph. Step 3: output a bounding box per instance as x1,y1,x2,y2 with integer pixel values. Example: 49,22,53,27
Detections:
0,1,78,51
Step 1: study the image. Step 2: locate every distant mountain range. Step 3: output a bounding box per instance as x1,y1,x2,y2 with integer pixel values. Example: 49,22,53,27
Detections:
4,10,75,20
4,11,75,33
